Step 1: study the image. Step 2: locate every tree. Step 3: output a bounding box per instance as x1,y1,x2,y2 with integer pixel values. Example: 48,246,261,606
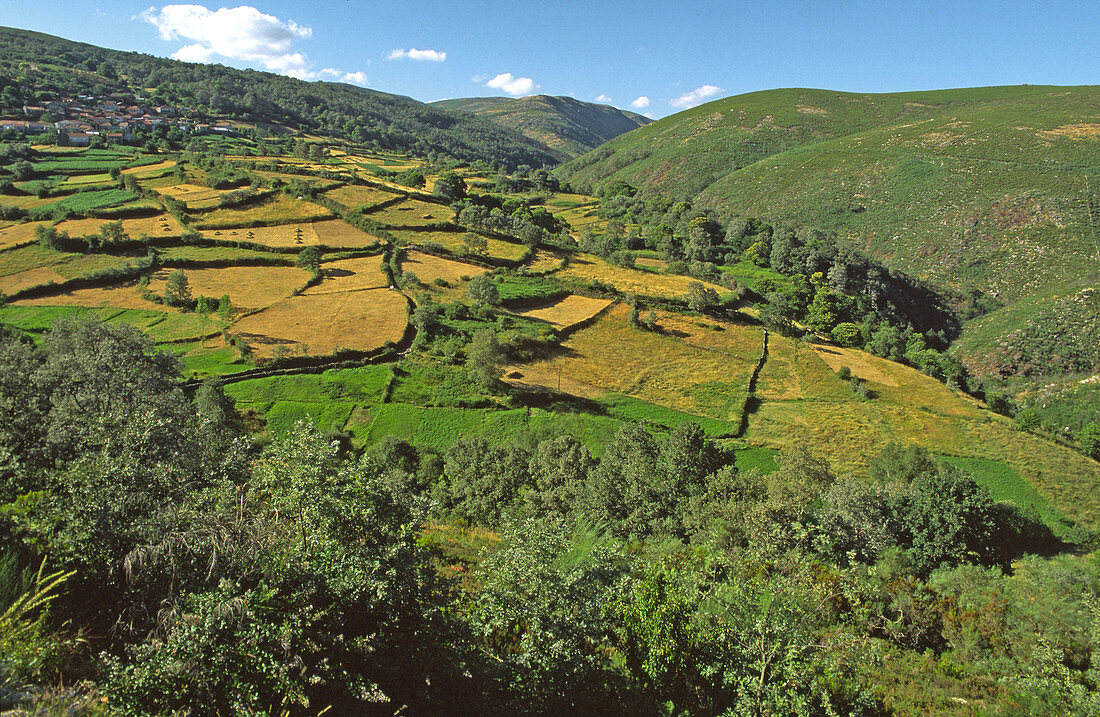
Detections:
195,295,212,347
433,170,467,201
686,281,719,312
461,232,488,256
99,220,126,244
296,245,322,272
830,322,862,347
466,329,505,389
466,273,500,307
164,269,192,307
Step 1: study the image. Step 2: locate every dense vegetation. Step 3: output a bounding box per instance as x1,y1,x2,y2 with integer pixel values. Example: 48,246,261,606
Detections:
1,319,1098,716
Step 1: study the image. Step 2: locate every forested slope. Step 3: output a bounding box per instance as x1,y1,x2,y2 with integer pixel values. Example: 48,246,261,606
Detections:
0,27,561,169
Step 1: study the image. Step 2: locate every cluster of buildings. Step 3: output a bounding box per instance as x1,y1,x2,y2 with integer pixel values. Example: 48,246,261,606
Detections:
0,95,235,145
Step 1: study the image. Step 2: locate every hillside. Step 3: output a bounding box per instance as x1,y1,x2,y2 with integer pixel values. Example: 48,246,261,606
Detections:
431,94,650,158
0,27,561,169
556,85,1100,382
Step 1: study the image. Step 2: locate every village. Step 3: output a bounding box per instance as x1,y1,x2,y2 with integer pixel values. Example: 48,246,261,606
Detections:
0,93,235,145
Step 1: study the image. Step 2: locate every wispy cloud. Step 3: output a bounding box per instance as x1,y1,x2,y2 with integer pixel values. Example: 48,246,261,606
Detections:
485,72,537,97
594,93,612,103
630,96,650,109
388,48,447,62
669,84,722,109
137,4,367,84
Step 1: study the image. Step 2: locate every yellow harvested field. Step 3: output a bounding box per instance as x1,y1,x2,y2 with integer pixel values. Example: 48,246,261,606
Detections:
511,304,756,419
394,231,528,262
223,219,379,249
0,267,67,295
399,251,486,284
56,213,185,239
527,250,566,273
0,221,50,249
153,183,222,205
233,288,407,358
811,342,899,387
324,184,400,209
562,255,726,300
122,160,176,176
13,282,158,310
367,198,454,226
636,257,667,270
515,294,613,330
193,195,333,229
314,219,381,248
0,194,57,210
302,257,390,294
146,265,311,312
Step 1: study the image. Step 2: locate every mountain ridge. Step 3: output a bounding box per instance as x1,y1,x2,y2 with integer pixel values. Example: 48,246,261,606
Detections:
431,94,650,158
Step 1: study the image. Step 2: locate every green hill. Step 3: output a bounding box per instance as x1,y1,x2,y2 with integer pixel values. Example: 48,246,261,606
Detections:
0,27,560,169
431,94,651,158
556,85,1100,381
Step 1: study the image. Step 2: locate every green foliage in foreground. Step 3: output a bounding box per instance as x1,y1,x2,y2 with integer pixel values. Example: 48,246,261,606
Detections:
0,318,1098,715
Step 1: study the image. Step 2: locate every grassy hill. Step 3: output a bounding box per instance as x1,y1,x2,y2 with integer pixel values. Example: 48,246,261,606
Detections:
0,27,560,169
556,85,1100,381
431,94,651,158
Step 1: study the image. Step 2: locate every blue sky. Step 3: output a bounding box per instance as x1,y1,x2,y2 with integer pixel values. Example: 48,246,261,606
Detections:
1,1,1097,118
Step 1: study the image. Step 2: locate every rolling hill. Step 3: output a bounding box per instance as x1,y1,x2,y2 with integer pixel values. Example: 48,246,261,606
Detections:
430,94,651,158
556,85,1100,381
0,27,561,169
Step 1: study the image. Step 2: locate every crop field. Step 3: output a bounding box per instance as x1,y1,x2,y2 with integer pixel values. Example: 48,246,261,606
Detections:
191,195,333,229
399,251,486,284
12,281,164,311
30,158,128,174
561,254,727,299
392,230,528,262
513,294,612,330
526,250,567,273
152,183,224,208
323,184,400,209
509,304,754,421
302,256,389,294
741,331,1100,526
0,266,66,294
32,188,138,215
145,265,311,311
158,245,288,263
58,173,114,188
121,160,176,177
0,194,58,211
232,287,407,357
56,213,185,239
0,220,50,249
366,198,454,226
0,304,207,344
1,244,134,283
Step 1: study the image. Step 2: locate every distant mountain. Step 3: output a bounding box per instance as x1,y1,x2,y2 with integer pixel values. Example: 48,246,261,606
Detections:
0,27,560,169
556,85,1100,381
431,95,650,158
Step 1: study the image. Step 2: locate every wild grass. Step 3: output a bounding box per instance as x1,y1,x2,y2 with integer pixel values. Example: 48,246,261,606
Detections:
365,198,454,226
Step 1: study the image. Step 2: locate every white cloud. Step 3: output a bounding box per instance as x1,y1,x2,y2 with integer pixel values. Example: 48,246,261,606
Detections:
485,72,537,97
594,93,612,103
471,73,488,83
669,84,722,109
341,71,369,86
630,95,650,109
139,4,366,83
171,42,213,63
388,48,447,62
